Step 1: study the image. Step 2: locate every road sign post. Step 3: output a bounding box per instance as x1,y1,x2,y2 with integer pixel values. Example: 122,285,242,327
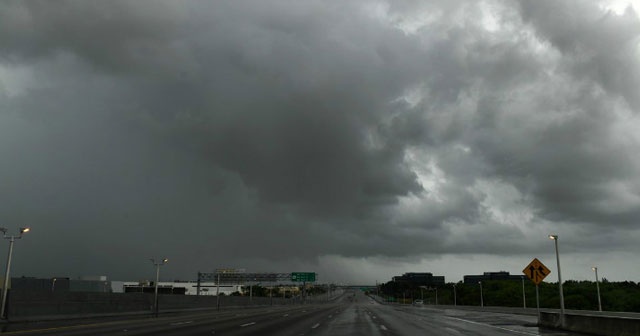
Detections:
523,258,551,322
535,284,540,320
291,272,316,282
290,273,315,305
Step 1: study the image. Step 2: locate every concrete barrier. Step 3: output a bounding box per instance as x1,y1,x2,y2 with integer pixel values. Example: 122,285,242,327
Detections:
540,312,640,336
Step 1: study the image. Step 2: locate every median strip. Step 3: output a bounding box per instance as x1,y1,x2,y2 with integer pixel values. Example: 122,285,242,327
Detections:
240,322,256,327
444,316,537,335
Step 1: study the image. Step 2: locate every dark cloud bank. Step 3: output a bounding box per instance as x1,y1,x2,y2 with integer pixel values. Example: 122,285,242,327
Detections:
0,0,639,281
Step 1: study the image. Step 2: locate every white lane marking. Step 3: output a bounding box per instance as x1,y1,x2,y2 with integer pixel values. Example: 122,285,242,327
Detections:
372,316,377,319
380,325,388,331
240,322,256,327
283,314,289,317
311,323,320,329
445,317,537,335
328,315,333,319
170,321,193,326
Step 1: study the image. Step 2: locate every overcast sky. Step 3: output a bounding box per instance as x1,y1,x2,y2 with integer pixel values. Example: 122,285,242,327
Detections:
1,0,640,284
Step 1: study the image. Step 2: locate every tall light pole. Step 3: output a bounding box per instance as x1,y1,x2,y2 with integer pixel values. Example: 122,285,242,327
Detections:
435,287,438,305
592,267,602,312
0,227,30,319
326,283,330,302
479,281,484,308
521,276,526,309
453,284,457,306
150,258,168,317
549,235,565,325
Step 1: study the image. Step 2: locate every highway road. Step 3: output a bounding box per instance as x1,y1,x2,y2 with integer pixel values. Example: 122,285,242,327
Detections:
0,290,591,335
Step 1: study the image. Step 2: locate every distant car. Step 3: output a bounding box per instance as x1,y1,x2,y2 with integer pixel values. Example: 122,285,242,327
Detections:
413,300,424,305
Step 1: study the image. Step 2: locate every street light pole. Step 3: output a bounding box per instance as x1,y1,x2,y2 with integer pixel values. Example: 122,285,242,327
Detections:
592,267,602,312
453,284,457,306
326,283,329,302
549,235,565,326
479,281,484,308
150,258,168,317
0,227,30,320
435,287,438,305
522,276,526,309
216,273,221,310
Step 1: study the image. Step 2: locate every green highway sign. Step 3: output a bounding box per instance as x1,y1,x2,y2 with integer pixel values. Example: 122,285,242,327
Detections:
291,272,316,282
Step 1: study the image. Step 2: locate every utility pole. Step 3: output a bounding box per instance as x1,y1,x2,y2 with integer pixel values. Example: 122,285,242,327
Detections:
150,258,168,318
0,227,30,320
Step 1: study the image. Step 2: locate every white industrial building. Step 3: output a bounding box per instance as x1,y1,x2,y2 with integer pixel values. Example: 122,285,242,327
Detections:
114,281,243,295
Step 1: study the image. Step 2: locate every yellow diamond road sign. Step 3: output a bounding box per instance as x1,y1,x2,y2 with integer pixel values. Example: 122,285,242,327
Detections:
523,258,551,285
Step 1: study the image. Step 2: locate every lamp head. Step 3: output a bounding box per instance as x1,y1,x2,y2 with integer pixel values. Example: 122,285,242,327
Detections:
0,228,6,235
162,258,168,264
592,267,597,271
549,235,557,240
20,227,30,234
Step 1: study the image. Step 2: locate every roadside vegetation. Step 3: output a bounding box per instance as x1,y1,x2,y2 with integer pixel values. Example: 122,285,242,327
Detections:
378,279,640,312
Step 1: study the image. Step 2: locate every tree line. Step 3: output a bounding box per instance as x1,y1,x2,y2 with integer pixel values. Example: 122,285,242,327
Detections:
378,279,640,312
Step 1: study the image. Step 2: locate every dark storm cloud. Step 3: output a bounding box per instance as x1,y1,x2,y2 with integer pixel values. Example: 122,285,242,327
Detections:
0,0,430,278
1,0,639,280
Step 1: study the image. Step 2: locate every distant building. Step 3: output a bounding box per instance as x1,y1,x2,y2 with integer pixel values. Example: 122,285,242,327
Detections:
274,285,301,296
463,271,523,284
10,276,110,293
79,275,108,281
121,281,242,296
392,273,445,286
11,277,69,292
9,277,294,296
71,279,111,292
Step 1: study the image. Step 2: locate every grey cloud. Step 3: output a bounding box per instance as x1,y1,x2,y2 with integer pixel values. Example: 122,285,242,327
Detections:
1,0,639,281
517,0,640,110
0,0,429,279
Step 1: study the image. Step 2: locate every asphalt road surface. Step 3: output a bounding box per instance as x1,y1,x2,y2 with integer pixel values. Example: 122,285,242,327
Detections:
0,290,592,335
